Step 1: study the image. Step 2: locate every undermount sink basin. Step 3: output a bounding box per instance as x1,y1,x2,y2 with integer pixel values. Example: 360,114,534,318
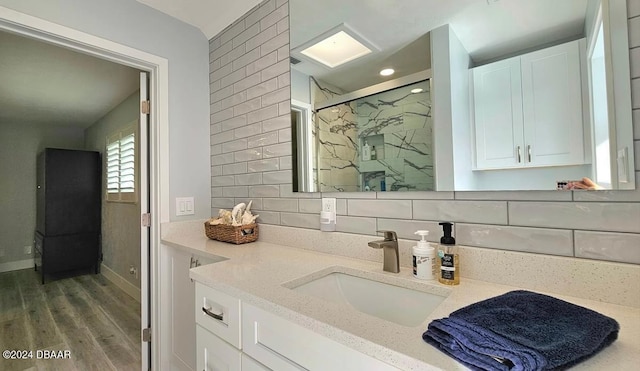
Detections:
288,269,448,327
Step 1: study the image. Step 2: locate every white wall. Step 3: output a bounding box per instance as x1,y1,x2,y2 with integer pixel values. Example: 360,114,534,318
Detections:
85,91,141,289
0,122,85,267
0,0,212,221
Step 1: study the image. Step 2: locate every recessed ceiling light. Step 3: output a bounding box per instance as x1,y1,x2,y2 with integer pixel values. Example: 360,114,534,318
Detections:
411,88,423,94
300,30,372,68
379,68,394,76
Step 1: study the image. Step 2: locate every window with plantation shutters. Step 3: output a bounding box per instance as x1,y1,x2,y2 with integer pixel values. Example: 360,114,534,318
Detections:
106,123,137,202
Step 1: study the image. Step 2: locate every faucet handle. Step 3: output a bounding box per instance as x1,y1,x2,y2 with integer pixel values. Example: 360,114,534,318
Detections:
376,230,397,241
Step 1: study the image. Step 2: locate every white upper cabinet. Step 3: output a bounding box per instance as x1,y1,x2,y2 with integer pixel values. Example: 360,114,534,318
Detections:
472,39,586,170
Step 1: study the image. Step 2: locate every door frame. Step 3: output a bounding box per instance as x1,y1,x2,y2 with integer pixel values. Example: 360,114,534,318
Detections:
0,6,168,370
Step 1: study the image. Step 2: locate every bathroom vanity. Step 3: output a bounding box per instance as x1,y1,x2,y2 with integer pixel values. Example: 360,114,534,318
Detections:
161,220,640,370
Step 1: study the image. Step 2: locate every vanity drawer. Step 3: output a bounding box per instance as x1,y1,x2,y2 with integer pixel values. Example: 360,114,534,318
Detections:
195,282,242,348
196,325,241,371
242,303,398,371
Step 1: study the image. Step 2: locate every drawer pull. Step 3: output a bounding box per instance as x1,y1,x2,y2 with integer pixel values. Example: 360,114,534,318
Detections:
202,306,223,321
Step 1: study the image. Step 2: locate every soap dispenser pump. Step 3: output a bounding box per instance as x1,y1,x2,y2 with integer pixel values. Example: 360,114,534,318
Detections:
437,222,459,285
412,230,435,280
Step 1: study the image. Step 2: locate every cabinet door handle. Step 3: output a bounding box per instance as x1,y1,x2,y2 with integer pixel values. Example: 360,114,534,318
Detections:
202,306,223,321
527,145,532,162
516,146,522,163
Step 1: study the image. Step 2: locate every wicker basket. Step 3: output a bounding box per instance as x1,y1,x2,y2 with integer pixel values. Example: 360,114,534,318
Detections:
204,221,259,244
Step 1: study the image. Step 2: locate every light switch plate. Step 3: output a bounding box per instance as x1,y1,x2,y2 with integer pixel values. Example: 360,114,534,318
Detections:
176,197,195,216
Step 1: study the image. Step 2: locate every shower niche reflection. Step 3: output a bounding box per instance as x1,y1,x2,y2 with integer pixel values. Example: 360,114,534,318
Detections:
294,79,434,193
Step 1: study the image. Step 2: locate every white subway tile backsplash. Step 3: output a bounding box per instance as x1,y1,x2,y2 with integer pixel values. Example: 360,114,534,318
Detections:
233,96,261,116
220,44,247,69
261,115,290,132
298,199,321,213
211,165,222,176
629,0,640,17
210,39,232,61
323,192,376,199
222,138,247,153
248,158,279,173
336,199,347,215
232,22,260,50
261,59,288,82
211,152,235,165
631,48,640,78
210,108,234,125
262,170,292,184
277,16,289,35
632,78,640,109
260,30,289,57
574,231,640,264
222,162,248,175
277,44,289,62
246,78,278,100
246,24,277,52
210,144,222,155
223,186,248,198
336,215,377,235
235,173,262,186
260,2,288,32
263,198,298,212
220,68,247,89
220,19,245,45
210,60,232,82
281,212,318,229
278,100,290,115
262,86,290,107
249,185,280,197
234,123,262,139
245,0,275,27
456,224,573,256
629,17,640,48
248,131,278,148
278,127,292,143
634,109,639,140
211,186,223,197
234,148,262,162
211,84,233,103
233,72,261,93
256,210,280,224
279,156,292,170
245,51,278,76
221,116,248,132
377,219,441,242
348,199,412,219
509,202,640,233
277,72,290,88
413,200,508,225
212,197,236,209
263,142,291,158
247,104,279,124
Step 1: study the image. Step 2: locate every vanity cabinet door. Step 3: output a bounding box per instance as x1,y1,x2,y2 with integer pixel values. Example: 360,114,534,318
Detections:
520,40,585,167
242,303,399,371
472,56,524,169
197,325,242,371
241,354,270,371
169,246,197,370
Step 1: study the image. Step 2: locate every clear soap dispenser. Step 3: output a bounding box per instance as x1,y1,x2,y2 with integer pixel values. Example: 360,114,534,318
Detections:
413,230,435,280
437,222,459,285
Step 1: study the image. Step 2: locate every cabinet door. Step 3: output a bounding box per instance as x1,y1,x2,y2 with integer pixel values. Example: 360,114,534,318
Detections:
170,247,197,370
472,56,524,169
197,325,241,371
521,40,584,166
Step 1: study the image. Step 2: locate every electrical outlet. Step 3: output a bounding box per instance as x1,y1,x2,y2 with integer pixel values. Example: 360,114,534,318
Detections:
24,245,32,255
322,197,336,214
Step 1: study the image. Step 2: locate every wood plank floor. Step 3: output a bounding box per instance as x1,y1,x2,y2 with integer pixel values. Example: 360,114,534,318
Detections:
0,268,141,371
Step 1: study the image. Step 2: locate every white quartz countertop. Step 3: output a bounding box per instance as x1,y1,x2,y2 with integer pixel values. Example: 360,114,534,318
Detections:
163,223,640,370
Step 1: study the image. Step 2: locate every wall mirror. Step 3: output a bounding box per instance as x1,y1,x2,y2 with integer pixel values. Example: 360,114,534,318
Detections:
289,0,635,192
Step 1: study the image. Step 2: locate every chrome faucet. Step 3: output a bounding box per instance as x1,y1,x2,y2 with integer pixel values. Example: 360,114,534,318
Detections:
368,230,399,273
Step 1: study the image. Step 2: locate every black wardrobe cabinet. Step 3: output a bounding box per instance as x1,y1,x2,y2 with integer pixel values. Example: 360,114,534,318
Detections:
35,148,101,284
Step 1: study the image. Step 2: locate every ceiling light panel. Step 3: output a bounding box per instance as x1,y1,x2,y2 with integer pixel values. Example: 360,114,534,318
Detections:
300,30,372,68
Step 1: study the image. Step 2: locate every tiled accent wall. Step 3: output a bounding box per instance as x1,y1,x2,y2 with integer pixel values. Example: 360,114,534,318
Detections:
210,0,640,265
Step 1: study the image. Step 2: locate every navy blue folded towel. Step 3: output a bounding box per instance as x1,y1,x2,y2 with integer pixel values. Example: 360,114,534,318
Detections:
423,290,619,371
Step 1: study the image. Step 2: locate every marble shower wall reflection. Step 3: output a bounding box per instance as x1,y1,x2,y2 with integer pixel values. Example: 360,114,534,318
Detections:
312,79,434,192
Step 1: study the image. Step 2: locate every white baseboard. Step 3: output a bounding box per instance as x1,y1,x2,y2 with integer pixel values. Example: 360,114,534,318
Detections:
0,259,34,273
100,263,141,303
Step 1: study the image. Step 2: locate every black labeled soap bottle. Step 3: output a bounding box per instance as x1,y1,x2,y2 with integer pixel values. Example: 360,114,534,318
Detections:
437,222,459,285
